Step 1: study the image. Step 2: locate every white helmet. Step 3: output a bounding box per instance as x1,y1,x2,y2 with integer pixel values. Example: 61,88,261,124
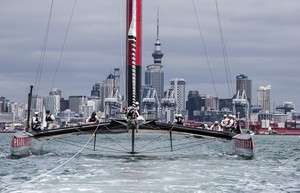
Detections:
34,112,39,115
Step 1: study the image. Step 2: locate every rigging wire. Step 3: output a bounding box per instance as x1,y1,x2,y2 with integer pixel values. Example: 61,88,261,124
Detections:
119,0,126,102
191,0,218,97
33,0,54,96
136,124,176,152
50,0,78,90
215,0,234,98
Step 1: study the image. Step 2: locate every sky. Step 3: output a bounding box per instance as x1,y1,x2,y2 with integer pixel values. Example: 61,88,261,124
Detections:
1,0,300,111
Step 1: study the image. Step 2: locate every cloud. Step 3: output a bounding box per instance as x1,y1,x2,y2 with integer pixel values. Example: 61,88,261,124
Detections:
0,0,300,111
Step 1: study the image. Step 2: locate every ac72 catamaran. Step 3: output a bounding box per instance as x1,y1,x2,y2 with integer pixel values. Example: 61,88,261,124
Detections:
10,0,254,159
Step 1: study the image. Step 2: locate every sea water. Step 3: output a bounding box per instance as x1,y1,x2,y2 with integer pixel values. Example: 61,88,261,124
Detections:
1,132,299,193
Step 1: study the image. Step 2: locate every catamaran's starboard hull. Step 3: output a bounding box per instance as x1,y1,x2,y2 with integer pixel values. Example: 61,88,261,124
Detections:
232,133,255,159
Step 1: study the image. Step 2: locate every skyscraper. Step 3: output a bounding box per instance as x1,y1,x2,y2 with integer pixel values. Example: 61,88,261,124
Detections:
257,85,271,112
236,74,252,106
170,78,186,114
90,69,120,111
69,95,88,114
145,9,164,99
187,91,203,120
44,95,60,116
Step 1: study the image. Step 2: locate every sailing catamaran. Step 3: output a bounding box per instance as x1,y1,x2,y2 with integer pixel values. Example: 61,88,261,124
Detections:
10,0,254,158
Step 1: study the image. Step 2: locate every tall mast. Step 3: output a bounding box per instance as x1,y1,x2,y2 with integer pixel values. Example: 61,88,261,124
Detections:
126,0,142,108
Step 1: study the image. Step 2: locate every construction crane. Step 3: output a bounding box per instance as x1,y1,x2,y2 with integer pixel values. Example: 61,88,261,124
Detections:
142,88,160,120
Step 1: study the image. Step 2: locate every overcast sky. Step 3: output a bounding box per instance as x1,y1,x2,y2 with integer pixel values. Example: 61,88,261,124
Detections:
1,0,300,111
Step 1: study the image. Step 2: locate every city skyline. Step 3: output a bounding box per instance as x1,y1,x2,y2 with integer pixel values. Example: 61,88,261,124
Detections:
1,1,299,110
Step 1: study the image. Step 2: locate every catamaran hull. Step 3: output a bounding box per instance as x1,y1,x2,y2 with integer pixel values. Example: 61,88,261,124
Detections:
10,131,42,157
232,133,254,158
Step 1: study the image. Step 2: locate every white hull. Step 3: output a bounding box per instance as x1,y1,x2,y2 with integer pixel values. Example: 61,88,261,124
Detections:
232,133,254,158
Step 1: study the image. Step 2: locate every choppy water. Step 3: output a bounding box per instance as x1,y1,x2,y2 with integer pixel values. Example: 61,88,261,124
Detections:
1,132,300,193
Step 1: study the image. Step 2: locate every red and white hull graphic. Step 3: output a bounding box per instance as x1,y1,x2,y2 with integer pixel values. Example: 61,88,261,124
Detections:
233,133,254,158
11,131,33,148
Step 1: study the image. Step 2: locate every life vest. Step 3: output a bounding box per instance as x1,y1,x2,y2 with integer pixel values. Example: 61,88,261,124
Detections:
221,118,228,127
46,114,53,122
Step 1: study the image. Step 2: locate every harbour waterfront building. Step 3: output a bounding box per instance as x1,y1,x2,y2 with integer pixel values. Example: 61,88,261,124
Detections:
31,95,44,116
8,102,27,120
205,94,219,111
187,91,204,120
219,98,233,112
69,95,88,115
187,92,220,122
91,69,120,112
170,78,186,115
79,104,94,118
0,96,9,112
60,98,69,112
56,109,86,127
257,85,271,113
44,95,60,116
236,74,252,107
145,9,164,100
91,83,101,98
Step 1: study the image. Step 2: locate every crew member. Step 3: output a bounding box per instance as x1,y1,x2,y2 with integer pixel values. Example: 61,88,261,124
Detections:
126,102,142,132
126,102,140,120
32,112,41,132
173,114,184,125
221,114,230,132
210,121,221,131
86,111,100,124
45,110,55,130
220,114,228,130
226,114,235,132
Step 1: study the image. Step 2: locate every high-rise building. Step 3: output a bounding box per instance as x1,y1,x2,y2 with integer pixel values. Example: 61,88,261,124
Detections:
257,85,271,112
31,95,44,115
91,69,120,111
91,83,101,98
49,88,62,97
236,74,252,106
60,98,69,112
145,9,164,99
187,91,203,120
44,95,60,116
170,78,186,114
69,95,88,114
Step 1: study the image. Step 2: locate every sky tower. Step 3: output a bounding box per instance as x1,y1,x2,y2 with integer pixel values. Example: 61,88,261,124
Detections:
145,8,164,100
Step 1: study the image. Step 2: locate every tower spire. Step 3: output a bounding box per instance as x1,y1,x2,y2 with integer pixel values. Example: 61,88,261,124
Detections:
156,6,159,40
152,6,163,64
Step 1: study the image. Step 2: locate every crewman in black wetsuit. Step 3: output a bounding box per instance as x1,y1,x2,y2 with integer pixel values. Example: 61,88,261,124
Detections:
86,111,100,124
45,110,55,130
